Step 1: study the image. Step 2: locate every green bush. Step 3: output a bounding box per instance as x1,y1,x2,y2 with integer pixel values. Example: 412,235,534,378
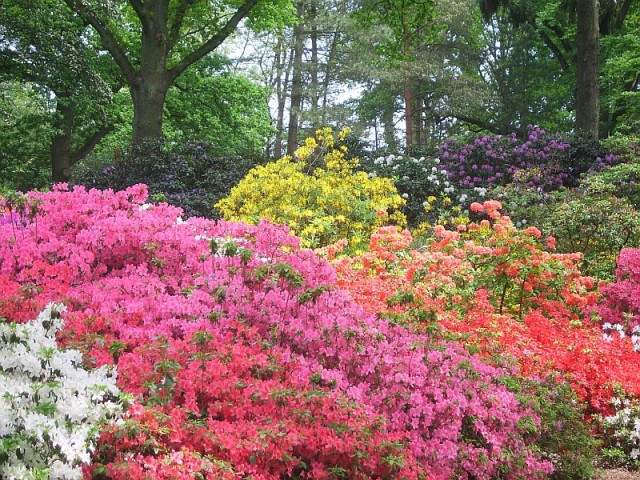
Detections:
488,135,640,281
73,141,261,218
506,375,598,480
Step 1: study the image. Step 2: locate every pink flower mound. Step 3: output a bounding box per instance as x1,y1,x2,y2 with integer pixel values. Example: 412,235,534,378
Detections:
0,185,552,479
596,248,640,339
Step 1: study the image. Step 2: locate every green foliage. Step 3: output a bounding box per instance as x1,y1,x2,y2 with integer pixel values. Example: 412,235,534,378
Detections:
165,61,274,155
216,128,407,249
0,82,52,191
505,375,598,480
74,140,260,218
495,136,640,281
601,6,640,135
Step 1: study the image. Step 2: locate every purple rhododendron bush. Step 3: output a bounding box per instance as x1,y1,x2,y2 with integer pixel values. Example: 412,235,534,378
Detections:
0,185,554,479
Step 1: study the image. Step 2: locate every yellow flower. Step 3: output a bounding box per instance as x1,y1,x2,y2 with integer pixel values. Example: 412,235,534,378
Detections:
215,128,406,250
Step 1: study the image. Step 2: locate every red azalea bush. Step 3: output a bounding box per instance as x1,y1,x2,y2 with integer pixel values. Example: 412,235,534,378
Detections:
0,185,552,479
327,201,640,415
89,324,421,480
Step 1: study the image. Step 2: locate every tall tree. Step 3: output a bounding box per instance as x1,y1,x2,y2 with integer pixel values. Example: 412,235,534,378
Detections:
0,0,120,183
353,0,438,148
63,0,292,144
286,1,305,155
479,0,604,137
575,0,600,136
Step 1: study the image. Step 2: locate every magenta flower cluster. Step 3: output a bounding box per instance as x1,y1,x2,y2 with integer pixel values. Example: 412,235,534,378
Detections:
595,249,640,349
438,127,616,191
0,185,553,478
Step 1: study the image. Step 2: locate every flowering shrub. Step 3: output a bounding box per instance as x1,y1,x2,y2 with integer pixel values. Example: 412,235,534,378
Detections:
492,158,640,280
438,128,617,192
0,184,553,478
74,140,260,218
0,303,123,480
90,324,423,479
356,153,469,226
595,249,640,345
216,128,406,249
598,394,640,468
327,202,640,416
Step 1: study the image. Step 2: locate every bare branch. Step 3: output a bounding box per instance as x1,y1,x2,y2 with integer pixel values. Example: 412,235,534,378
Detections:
169,0,261,81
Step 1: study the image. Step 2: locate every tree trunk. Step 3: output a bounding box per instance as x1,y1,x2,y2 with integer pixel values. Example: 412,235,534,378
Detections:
274,39,294,159
321,30,339,124
576,0,600,137
132,7,171,144
403,30,414,148
131,76,170,144
287,1,305,156
51,96,74,183
309,0,319,129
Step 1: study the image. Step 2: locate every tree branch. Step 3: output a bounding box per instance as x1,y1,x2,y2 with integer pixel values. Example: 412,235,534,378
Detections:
63,0,137,84
614,0,633,31
449,113,509,135
128,0,147,22
169,0,262,81
535,24,570,72
70,124,115,166
168,0,197,50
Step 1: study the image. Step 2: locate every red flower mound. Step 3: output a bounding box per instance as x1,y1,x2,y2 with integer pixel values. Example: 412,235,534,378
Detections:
329,202,640,415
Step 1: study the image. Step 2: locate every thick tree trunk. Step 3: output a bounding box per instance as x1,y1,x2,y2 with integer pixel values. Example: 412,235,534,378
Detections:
576,0,600,137
131,77,170,144
51,96,74,183
131,8,171,145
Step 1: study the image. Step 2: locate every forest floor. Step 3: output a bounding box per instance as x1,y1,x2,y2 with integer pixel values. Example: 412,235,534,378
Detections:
596,469,640,479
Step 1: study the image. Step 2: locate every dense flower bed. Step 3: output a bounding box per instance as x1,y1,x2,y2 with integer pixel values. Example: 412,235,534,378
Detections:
0,186,552,479
327,202,640,415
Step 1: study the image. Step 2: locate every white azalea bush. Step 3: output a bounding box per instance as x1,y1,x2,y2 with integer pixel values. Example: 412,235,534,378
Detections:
599,395,640,468
0,303,124,479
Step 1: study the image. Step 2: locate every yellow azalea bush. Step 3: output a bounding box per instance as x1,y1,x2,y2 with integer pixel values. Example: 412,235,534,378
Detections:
215,128,406,249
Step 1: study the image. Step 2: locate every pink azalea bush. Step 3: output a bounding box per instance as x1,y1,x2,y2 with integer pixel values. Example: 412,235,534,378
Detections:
595,248,640,349
0,185,553,479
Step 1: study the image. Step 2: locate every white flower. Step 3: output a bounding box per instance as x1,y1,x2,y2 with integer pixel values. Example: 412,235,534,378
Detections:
433,158,440,164
401,193,409,199
0,304,125,479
